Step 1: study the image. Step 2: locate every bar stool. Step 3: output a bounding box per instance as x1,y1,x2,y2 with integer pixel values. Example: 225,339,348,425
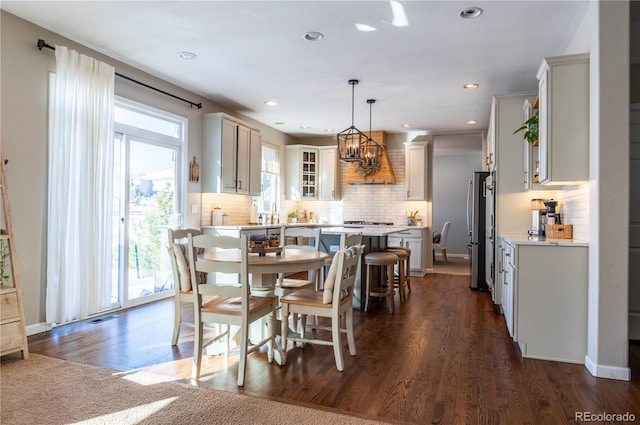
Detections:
385,247,409,303
364,252,398,314
387,246,412,294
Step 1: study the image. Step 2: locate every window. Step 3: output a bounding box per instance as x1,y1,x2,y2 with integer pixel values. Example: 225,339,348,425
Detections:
260,143,280,214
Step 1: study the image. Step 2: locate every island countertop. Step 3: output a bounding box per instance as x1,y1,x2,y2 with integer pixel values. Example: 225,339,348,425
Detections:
201,224,427,237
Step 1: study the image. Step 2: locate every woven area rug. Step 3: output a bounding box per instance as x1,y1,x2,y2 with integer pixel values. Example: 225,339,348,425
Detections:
1,354,387,425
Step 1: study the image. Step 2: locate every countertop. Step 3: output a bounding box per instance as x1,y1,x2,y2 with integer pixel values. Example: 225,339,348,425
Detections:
201,223,427,237
501,233,588,247
321,226,413,237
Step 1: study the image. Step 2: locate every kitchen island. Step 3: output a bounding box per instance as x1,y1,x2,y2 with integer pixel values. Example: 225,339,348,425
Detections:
201,224,429,309
320,226,410,309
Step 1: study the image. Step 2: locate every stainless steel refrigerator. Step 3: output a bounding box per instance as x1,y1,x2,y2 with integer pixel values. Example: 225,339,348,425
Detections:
466,171,489,290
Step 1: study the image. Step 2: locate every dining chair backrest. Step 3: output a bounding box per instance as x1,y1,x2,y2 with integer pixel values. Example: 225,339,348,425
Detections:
188,233,247,302
330,237,363,306
280,226,321,251
438,221,451,247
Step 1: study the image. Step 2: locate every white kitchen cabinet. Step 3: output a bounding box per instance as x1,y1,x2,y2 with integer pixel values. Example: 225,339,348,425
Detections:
318,146,339,201
404,141,432,201
521,98,561,192
489,92,540,307
536,53,589,185
388,228,428,277
285,145,319,200
486,101,496,171
500,235,588,364
203,113,262,195
248,129,262,195
498,237,515,336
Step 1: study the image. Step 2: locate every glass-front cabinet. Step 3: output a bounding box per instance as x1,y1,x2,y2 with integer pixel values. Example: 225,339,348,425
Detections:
286,145,318,200
301,149,317,198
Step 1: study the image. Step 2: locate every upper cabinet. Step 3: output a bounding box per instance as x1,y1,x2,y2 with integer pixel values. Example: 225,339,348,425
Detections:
318,146,340,201
202,113,262,195
405,141,432,201
536,53,589,185
522,97,560,191
285,145,318,200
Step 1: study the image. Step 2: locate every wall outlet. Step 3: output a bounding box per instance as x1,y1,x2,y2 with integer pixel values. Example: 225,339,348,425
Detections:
191,204,198,213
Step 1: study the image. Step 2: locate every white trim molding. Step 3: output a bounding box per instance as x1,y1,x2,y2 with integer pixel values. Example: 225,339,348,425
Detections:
585,355,631,381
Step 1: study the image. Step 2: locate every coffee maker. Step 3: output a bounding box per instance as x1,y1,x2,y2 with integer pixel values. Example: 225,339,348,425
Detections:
544,199,561,226
530,198,547,236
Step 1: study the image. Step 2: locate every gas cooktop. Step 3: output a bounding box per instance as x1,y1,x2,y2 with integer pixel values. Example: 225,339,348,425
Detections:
343,220,396,226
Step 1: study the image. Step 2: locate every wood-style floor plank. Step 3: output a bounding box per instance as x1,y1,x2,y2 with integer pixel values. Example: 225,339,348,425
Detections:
26,272,640,424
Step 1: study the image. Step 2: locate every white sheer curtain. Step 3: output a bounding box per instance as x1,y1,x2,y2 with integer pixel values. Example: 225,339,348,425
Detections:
46,46,115,325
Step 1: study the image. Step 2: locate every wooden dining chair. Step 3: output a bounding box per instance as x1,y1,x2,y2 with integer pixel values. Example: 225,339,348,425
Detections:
279,233,363,371
278,226,322,292
187,233,277,386
167,228,204,346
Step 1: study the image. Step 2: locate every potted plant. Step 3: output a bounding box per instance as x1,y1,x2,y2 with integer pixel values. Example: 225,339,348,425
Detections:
513,110,539,145
268,234,280,247
288,211,299,223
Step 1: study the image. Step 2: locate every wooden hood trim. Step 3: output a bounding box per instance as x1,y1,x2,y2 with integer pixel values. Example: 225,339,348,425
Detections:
344,130,396,184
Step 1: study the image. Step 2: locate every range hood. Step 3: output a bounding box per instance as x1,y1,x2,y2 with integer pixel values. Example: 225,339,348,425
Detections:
344,130,396,184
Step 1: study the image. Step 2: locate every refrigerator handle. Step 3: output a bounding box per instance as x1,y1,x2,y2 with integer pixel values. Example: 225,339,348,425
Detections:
466,178,473,236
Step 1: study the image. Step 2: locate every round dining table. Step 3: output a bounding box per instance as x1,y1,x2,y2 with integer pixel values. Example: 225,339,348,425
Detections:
201,247,329,297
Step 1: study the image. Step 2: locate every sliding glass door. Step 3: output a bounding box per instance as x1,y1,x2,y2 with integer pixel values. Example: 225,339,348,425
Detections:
112,100,185,308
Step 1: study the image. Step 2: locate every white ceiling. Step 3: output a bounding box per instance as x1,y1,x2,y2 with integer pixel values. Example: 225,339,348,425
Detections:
2,1,590,141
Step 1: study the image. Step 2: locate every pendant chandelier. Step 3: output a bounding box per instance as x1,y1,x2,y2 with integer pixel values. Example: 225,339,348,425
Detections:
358,99,383,173
337,80,368,163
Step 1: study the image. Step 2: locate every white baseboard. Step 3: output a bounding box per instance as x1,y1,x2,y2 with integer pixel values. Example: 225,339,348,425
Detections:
26,322,50,336
584,355,631,381
447,253,469,259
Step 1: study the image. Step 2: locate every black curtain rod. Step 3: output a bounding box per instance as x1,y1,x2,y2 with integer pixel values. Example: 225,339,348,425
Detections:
37,39,202,109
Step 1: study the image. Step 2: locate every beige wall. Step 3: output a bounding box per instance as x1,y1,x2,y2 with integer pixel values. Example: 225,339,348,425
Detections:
0,11,291,329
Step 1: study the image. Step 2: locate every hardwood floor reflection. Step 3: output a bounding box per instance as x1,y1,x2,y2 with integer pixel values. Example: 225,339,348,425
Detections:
28,273,640,425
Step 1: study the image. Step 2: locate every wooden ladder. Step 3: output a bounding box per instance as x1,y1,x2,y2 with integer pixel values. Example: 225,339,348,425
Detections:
0,147,29,359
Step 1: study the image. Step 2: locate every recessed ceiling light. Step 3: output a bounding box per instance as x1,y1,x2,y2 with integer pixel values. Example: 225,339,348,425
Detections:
264,100,278,106
463,83,479,89
467,120,478,125
300,125,311,129
274,122,285,125
460,7,483,19
324,128,334,132
303,31,324,41
402,124,412,128
177,51,197,60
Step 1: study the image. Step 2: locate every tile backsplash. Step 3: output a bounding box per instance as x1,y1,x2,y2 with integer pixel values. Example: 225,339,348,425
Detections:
558,182,590,241
201,146,429,227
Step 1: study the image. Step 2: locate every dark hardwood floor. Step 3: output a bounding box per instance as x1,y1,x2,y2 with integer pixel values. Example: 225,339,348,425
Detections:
27,273,640,424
